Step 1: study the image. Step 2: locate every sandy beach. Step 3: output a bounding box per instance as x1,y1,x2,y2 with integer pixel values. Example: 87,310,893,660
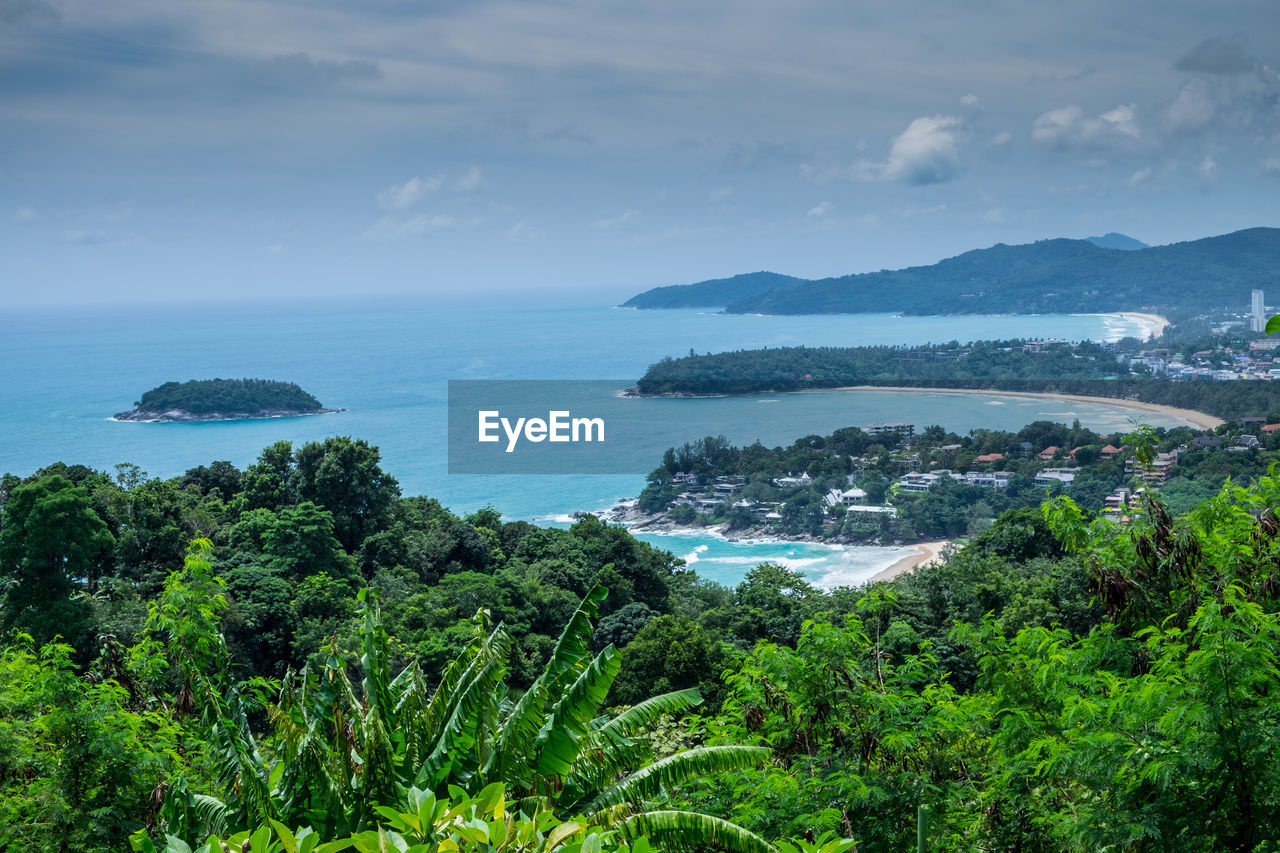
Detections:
869,540,952,582
1115,312,1170,340
829,385,1224,430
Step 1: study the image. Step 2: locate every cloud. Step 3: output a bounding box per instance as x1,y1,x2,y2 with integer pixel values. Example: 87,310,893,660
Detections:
1128,167,1153,186
1265,159,1280,177
960,94,979,107
709,185,733,202
807,201,833,218
363,214,466,240
453,166,483,192
256,52,381,88
11,207,36,222
1174,35,1254,75
377,175,445,210
1163,78,1218,133
1198,154,1218,180
62,229,109,244
592,209,639,229
0,0,58,25
1031,104,1139,150
856,115,964,185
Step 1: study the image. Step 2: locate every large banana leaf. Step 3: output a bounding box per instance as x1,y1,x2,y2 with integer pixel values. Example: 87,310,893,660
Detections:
599,688,703,737
485,584,609,791
585,746,770,814
620,810,776,853
533,645,622,780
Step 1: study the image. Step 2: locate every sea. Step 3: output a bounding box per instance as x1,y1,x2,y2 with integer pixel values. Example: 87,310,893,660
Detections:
3,299,1182,589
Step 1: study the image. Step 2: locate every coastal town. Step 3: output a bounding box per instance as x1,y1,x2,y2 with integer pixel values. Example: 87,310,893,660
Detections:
619,409,1280,549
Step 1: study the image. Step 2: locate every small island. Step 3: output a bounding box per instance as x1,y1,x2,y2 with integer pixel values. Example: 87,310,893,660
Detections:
114,378,342,422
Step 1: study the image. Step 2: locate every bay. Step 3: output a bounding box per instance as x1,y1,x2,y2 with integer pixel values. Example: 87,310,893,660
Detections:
2,298,1180,587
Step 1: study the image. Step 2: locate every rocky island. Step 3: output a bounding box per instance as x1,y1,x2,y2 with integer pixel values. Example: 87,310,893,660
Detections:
113,378,342,422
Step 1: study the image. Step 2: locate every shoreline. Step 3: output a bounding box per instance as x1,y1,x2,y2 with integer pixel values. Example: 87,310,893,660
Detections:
868,540,951,582
597,502,957,584
1113,311,1170,340
822,386,1223,430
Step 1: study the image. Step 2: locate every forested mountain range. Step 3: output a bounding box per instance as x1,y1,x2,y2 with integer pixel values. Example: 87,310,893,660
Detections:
622,227,1279,315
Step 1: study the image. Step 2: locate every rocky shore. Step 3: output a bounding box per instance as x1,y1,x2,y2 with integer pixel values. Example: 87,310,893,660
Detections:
597,499,913,547
112,407,344,423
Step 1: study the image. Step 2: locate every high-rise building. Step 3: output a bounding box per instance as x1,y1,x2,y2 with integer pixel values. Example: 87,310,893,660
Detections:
1252,289,1266,333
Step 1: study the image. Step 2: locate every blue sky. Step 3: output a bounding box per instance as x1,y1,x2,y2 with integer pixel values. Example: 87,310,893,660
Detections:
3,0,1280,305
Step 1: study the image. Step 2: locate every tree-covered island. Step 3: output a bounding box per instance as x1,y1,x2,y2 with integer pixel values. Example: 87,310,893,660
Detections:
114,378,341,422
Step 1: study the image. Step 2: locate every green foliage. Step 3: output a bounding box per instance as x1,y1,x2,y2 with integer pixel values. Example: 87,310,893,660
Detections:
0,473,114,647
132,783,640,853
0,635,188,853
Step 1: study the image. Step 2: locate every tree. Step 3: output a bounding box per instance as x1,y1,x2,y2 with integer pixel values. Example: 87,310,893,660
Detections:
0,474,114,646
291,437,400,551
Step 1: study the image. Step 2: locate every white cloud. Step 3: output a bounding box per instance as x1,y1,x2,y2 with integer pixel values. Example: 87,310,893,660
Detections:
1128,167,1153,186
1163,79,1217,133
807,201,833,218
857,115,964,185
709,185,733,202
1199,154,1218,179
1031,104,1140,149
961,93,980,107
11,207,35,222
592,209,640,229
363,213,464,240
1264,158,1280,176
377,175,444,210
453,166,483,192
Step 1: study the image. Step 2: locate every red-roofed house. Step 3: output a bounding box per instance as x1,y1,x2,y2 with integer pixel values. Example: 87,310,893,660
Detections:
1100,444,1122,459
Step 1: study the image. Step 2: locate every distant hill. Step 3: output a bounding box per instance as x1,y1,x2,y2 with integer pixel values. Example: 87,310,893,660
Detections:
1084,232,1149,250
622,227,1280,316
621,271,806,309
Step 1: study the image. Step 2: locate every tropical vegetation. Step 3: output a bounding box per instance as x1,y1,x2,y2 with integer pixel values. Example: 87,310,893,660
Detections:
6,433,1280,850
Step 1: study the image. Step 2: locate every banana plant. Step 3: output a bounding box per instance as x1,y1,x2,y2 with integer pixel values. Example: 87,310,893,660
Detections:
159,583,773,853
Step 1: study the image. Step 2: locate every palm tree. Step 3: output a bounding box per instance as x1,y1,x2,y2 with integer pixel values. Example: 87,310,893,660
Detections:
165,584,772,853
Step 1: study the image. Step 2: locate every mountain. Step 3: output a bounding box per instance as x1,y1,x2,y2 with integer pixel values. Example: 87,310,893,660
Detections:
1085,232,1149,250
621,227,1280,316
621,271,806,309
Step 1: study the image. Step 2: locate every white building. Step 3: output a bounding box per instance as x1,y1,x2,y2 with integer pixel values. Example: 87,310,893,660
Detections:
1252,289,1266,333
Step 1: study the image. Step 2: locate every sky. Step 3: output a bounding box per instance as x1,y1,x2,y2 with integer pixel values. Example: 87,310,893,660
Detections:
3,0,1280,306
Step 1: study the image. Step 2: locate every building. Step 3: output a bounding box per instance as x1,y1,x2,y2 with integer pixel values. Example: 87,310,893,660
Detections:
867,422,915,440
963,471,1012,488
898,471,949,493
1034,468,1076,487
1253,289,1266,334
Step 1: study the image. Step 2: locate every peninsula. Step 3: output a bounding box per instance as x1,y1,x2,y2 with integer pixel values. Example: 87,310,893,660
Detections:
113,378,341,422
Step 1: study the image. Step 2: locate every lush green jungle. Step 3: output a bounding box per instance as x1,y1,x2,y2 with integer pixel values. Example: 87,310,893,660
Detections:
633,336,1280,421
124,379,326,417
622,227,1280,315
633,418,1280,541
4,434,1280,851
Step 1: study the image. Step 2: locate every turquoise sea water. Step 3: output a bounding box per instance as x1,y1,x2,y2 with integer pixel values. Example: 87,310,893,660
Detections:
2,300,1180,587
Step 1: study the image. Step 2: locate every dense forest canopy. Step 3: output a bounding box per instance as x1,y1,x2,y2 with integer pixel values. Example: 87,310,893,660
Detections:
622,226,1280,315
125,378,326,416
5,432,1280,850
